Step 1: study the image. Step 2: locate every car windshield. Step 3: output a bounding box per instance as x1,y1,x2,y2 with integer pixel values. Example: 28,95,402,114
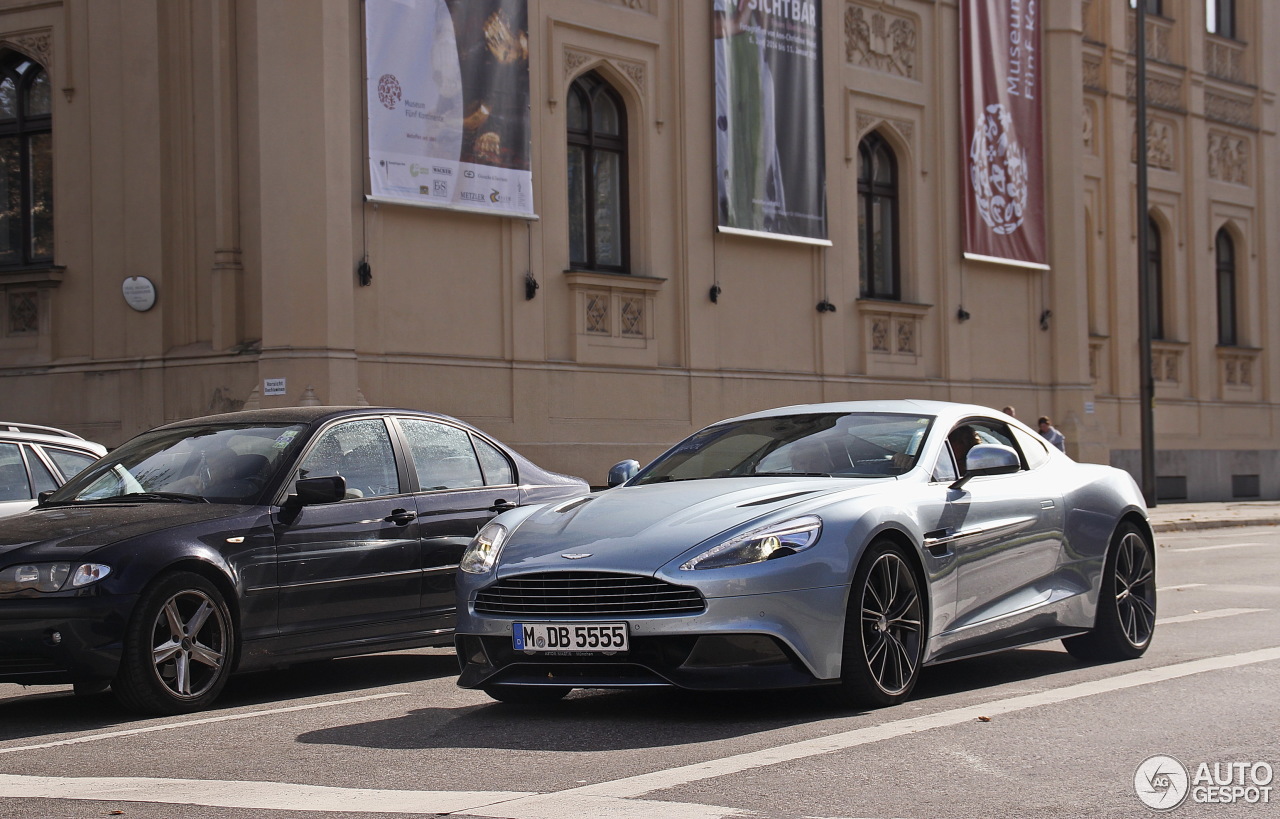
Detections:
634,412,935,484
46,423,309,505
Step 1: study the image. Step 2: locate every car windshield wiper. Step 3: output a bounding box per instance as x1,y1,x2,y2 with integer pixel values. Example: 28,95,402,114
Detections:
747,471,835,478
68,492,211,504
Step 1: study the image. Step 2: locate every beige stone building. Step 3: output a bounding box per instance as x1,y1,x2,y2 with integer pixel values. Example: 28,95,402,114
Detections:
0,0,1275,500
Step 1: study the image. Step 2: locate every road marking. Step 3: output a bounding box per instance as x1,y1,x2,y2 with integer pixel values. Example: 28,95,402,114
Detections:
5,646,1280,817
1156,582,1205,592
0,692,407,757
1157,608,1267,625
1172,542,1265,553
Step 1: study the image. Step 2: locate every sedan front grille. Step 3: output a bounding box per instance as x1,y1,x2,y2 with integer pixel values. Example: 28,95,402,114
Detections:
474,571,706,617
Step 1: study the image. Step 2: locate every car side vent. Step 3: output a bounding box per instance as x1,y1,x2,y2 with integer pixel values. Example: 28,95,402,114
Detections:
738,490,817,507
475,572,706,617
556,497,594,513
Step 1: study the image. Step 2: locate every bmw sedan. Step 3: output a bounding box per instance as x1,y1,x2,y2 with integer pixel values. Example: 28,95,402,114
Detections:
454,400,1155,707
0,407,587,713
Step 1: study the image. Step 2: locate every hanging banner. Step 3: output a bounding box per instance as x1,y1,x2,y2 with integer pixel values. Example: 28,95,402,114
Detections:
365,0,534,218
960,0,1048,269
713,0,828,245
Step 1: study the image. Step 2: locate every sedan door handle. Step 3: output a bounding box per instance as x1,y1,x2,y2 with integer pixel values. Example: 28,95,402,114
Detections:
488,499,518,513
384,508,417,526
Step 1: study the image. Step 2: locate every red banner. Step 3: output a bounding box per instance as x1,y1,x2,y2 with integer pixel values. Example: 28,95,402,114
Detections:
960,0,1048,269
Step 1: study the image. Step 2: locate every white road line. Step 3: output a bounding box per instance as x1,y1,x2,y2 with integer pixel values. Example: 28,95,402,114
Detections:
1156,582,1205,592
1171,542,1266,553
0,692,407,756
1157,608,1267,625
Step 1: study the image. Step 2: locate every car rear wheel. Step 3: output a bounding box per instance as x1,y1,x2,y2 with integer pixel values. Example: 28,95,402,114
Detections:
113,571,235,715
482,685,571,704
830,540,925,709
1063,522,1156,662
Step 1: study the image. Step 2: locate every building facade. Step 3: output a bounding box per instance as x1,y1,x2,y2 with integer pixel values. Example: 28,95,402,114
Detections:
0,0,1275,500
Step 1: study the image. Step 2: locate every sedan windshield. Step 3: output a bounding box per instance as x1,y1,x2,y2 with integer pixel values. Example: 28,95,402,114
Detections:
47,423,309,505
634,413,935,484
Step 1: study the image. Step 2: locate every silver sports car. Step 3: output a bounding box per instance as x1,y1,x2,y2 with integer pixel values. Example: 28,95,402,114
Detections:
454,400,1155,707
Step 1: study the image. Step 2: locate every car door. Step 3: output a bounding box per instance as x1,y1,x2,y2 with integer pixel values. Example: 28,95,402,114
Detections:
927,419,1065,647
0,442,34,517
395,417,520,622
273,417,423,642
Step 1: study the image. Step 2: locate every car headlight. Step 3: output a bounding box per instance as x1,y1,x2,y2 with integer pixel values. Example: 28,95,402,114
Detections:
460,522,508,575
0,562,111,593
680,516,823,570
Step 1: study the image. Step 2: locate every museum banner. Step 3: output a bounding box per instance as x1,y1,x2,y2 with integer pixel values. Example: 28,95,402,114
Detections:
365,0,534,218
960,0,1048,269
714,0,829,245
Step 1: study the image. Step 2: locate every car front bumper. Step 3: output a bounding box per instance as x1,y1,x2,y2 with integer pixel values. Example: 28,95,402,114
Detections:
0,594,136,685
455,584,849,690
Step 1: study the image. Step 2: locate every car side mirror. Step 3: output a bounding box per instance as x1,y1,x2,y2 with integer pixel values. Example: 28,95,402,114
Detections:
36,490,55,506
950,444,1020,491
607,459,640,488
290,475,347,506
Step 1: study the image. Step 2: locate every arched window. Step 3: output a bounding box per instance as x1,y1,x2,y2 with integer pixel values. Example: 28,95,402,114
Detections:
567,71,627,273
1147,216,1164,340
857,132,899,300
1216,228,1237,346
0,50,52,267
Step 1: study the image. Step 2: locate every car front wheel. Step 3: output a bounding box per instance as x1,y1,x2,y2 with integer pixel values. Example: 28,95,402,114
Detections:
113,571,235,715
830,540,925,709
1063,522,1156,662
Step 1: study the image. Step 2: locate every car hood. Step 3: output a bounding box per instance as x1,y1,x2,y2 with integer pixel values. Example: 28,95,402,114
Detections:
0,502,251,562
495,477,882,575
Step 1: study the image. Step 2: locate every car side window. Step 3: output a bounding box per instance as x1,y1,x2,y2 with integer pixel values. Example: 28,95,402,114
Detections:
296,419,399,499
473,435,515,486
23,445,57,494
399,419,484,490
1011,426,1051,469
0,442,31,500
42,446,97,480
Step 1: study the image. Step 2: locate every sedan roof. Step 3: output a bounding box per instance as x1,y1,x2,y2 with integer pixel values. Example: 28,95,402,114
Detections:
153,406,462,431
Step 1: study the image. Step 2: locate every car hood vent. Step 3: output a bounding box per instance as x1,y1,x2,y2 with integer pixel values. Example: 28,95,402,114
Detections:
737,490,818,508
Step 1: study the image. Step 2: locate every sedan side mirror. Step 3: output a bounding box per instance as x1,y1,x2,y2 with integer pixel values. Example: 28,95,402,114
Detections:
607,459,640,488
950,444,1020,491
290,475,348,506
36,490,55,506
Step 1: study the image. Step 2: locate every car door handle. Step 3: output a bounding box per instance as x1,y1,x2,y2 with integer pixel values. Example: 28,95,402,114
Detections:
384,508,417,526
488,499,518,513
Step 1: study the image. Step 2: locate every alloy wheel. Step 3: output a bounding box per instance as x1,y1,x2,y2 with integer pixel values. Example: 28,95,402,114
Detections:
1114,531,1156,648
860,551,923,695
149,589,229,700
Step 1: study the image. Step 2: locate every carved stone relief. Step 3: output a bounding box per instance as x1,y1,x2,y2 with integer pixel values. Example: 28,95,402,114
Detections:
1132,117,1175,170
1082,102,1095,154
1207,131,1249,184
1126,71,1182,111
1126,15,1171,62
564,48,592,79
1082,56,1103,91
856,113,912,146
1205,38,1245,84
1205,92,1254,128
845,4,917,79
0,31,52,68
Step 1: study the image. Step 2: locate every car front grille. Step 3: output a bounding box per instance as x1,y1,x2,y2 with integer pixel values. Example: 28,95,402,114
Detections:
474,571,706,617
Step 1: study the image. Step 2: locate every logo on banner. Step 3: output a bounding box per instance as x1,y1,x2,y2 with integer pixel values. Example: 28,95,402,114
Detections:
969,103,1028,236
377,74,402,110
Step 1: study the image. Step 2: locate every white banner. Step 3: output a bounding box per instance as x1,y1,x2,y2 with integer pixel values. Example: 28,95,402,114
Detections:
365,0,534,218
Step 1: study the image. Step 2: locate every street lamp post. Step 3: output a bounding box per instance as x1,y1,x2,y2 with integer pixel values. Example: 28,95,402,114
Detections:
1136,1,1157,507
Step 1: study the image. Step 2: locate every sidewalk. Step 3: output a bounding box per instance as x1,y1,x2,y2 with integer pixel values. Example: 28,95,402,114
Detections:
1145,500,1280,533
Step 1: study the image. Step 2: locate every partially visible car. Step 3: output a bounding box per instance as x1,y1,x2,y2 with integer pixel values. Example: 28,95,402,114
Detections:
455,400,1155,708
0,407,588,714
0,423,107,519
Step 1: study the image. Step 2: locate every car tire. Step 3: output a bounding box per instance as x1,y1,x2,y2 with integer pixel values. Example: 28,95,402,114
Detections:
113,571,235,715
1062,522,1156,662
830,539,925,709
482,685,571,704
72,679,110,697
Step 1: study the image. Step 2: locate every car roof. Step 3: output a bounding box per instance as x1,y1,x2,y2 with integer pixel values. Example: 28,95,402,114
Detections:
0,427,108,456
1,422,85,439
720,399,1011,425
152,406,477,433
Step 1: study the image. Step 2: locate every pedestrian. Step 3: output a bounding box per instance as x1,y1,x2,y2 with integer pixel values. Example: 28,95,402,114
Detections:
1037,415,1065,451
1001,405,1016,418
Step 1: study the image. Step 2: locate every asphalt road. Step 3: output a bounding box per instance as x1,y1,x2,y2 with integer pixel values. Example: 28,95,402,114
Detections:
1,525,1276,819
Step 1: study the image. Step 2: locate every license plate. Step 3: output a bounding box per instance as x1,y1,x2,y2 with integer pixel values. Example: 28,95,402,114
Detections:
512,622,629,654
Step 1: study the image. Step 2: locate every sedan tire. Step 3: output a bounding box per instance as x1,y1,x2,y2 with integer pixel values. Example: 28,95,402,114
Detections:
830,540,925,709
113,571,235,715
1062,522,1156,662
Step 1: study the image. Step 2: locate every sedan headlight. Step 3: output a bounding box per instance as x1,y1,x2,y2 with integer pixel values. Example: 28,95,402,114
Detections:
680,516,823,570
460,522,508,575
0,562,111,593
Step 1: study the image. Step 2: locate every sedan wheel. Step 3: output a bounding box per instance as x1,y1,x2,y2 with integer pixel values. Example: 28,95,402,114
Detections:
831,541,924,709
1063,522,1156,662
114,572,235,714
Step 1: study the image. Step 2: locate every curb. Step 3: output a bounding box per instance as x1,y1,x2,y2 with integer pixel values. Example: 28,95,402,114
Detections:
1151,518,1280,533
